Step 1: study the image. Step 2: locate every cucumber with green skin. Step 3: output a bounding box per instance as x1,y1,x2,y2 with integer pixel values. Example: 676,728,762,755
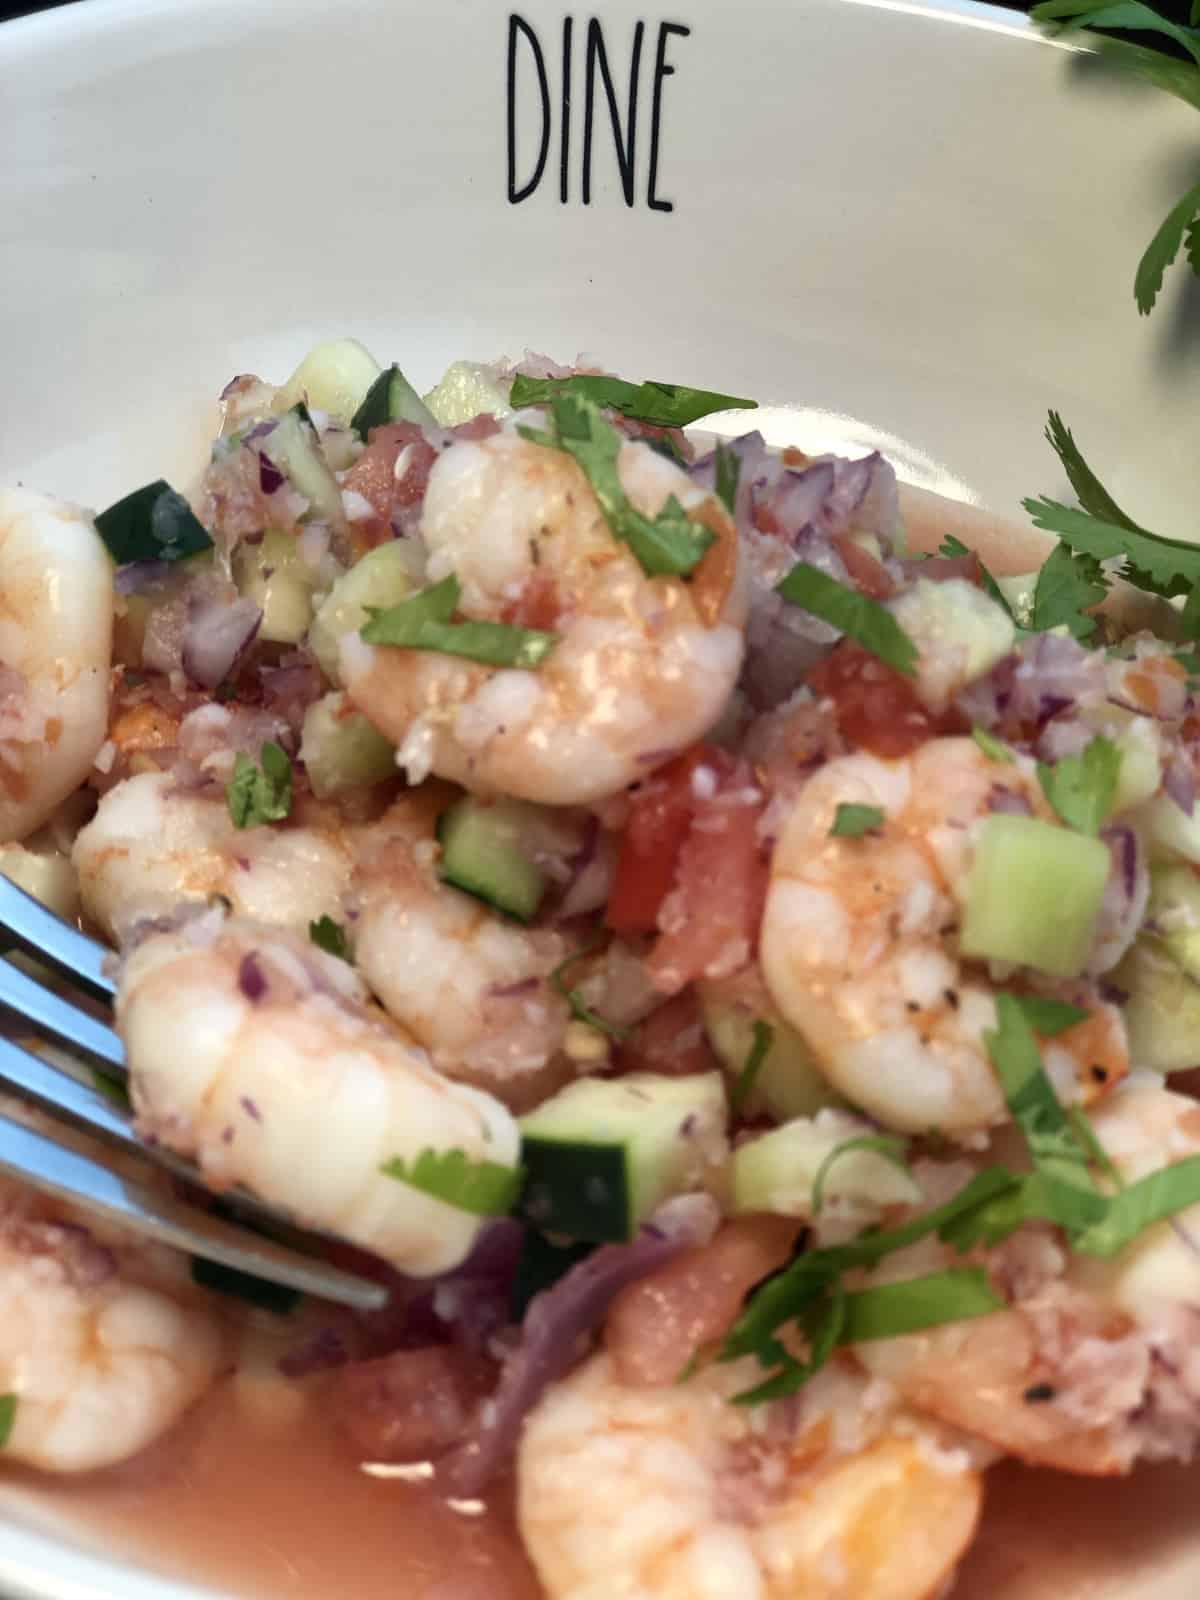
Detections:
308,542,415,683
276,338,383,422
519,1072,728,1243
259,408,343,526
300,693,396,799
732,1110,919,1220
352,364,437,436
436,797,548,923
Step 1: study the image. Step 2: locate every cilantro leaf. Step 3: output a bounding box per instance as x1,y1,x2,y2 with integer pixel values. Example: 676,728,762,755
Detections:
715,440,740,516
1023,496,1200,603
381,1148,525,1216
548,942,630,1043
1036,734,1121,834
1030,542,1108,639
90,1067,131,1108
94,479,213,565
811,1134,910,1215
985,993,1095,1179
309,915,350,961
226,741,293,829
1044,412,1144,534
1009,995,1090,1036
0,1393,16,1449
938,533,1014,617
972,727,1013,763
776,563,918,677
361,574,557,668
1075,1153,1200,1256
829,803,886,838
524,394,715,577
1032,0,1200,66
729,1019,774,1116
837,1267,1003,1343
1136,179,1200,316
509,373,757,428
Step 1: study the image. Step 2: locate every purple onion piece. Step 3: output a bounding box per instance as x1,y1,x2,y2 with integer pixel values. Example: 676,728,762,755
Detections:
1164,752,1196,819
987,785,1032,816
237,952,267,1003
486,976,541,1000
181,595,262,689
257,451,285,494
278,1325,350,1378
114,559,171,595
241,419,278,444
439,1195,718,1496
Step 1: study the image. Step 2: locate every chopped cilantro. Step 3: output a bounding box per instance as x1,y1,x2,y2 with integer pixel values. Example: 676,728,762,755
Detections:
985,994,1095,1180
1009,995,1090,1036
938,533,1014,617
972,727,1013,763
0,1393,16,1449
309,916,350,961
226,741,293,829
1030,542,1108,639
1036,735,1121,834
509,373,757,428
361,574,556,668
810,1134,910,1215
776,563,918,677
837,1267,1003,1342
381,1147,525,1216
729,1019,774,1116
522,394,715,577
829,803,886,838
714,440,740,516
1075,1154,1200,1256
548,942,630,1043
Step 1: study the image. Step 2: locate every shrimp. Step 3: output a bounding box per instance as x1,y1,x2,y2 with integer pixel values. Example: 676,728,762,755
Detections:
353,789,658,1110
115,911,520,1275
518,1350,983,1600
853,1080,1200,1473
0,1172,222,1473
759,737,1129,1136
72,770,355,943
0,488,112,843
338,431,746,805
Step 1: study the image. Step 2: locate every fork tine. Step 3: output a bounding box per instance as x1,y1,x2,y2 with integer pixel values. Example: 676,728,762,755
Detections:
0,1111,387,1311
0,875,114,1000
0,956,126,1074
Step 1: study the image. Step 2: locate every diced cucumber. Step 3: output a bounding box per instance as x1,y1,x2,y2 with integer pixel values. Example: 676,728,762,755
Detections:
437,797,548,922
308,542,415,683
423,361,512,426
1107,717,1162,816
276,338,383,422
519,1072,728,1243
233,529,317,645
698,983,843,1121
960,813,1109,979
1146,865,1200,976
731,1110,919,1219
299,692,396,799
259,409,344,526
888,578,1015,709
0,844,79,923
1138,789,1200,866
1113,939,1200,1074
352,364,437,437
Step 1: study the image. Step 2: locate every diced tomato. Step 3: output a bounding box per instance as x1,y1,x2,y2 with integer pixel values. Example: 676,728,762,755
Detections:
341,422,438,545
451,414,503,442
645,797,768,995
833,532,894,600
500,569,562,631
808,640,965,759
605,748,711,935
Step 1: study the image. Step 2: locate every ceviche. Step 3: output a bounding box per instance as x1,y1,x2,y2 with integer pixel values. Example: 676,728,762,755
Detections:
4,339,1200,1598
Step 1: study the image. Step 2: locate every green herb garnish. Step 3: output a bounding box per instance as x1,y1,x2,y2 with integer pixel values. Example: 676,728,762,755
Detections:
1037,735,1121,835
972,727,1014,763
309,915,350,961
715,440,740,516
838,1268,1003,1342
509,373,757,428
361,573,557,668
1030,543,1108,639
985,993,1095,1179
94,479,213,565
522,394,716,577
810,1134,910,1215
381,1147,525,1216
729,1019,774,1116
938,534,1014,617
776,563,918,677
829,803,886,839
1075,1155,1200,1255
1009,995,1091,1036
549,942,630,1042
0,1393,16,1449
226,741,293,829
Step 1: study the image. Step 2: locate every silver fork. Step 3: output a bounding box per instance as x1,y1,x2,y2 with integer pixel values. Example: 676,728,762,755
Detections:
0,875,386,1311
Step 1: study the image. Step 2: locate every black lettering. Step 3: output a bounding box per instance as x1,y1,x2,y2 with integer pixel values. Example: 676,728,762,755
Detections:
648,21,689,213
582,17,645,208
560,16,573,204
507,14,551,204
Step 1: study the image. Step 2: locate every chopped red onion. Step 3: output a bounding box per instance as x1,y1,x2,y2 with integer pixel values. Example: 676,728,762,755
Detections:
181,595,262,689
237,952,267,1003
257,451,285,495
241,419,278,444
1088,825,1150,976
240,1095,263,1122
114,559,171,595
1164,752,1196,818
439,1194,719,1495
987,785,1032,816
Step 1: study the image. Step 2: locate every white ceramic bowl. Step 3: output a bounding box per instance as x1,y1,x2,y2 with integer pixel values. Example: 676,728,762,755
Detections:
2,0,1200,1594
